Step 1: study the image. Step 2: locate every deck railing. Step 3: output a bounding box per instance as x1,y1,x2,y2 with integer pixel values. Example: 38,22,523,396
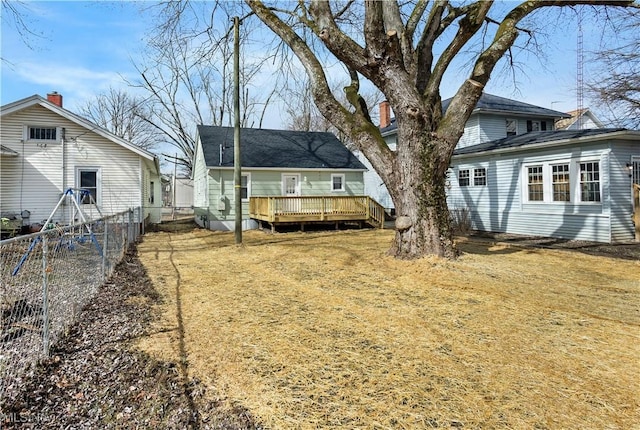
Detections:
249,196,385,228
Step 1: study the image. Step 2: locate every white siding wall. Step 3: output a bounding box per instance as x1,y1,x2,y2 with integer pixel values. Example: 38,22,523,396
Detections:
192,139,209,209
1,104,150,225
608,141,638,242
1,105,65,223
448,143,621,242
478,114,508,143
356,151,393,211
457,115,480,148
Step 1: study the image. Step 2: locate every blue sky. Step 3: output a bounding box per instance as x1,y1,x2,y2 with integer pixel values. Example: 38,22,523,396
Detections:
1,1,150,110
1,1,615,126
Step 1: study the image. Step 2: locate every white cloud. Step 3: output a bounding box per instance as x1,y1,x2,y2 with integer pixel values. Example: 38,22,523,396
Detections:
4,61,139,110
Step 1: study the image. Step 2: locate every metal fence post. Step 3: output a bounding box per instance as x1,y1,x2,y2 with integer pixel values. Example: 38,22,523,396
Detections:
41,234,50,357
102,216,109,281
128,209,134,247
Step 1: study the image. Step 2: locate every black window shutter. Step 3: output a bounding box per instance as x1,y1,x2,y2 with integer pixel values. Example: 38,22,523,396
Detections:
526,120,532,132
541,121,547,131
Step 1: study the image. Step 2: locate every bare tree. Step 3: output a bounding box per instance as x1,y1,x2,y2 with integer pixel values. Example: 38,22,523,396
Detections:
0,0,44,54
131,1,277,174
247,0,637,259
79,88,159,151
587,12,640,129
283,74,381,150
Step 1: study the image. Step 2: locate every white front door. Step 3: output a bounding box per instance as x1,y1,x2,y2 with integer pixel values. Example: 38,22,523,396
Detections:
282,174,301,196
282,174,301,213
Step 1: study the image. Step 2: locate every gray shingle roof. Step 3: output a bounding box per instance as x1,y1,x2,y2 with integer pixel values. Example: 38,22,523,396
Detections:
454,128,627,156
380,93,570,134
197,126,366,170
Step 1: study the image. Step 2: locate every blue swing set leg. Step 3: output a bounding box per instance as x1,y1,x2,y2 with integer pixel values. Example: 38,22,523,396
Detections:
12,236,41,276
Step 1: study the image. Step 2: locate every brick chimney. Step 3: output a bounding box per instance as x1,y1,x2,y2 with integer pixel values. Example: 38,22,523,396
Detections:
47,92,63,107
379,100,391,128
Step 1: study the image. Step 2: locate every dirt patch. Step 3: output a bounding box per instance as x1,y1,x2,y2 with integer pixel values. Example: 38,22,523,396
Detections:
135,227,639,429
469,231,640,260
0,247,258,429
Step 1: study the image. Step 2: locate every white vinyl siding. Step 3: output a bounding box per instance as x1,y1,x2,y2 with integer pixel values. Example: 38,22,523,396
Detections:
448,143,623,243
1,103,155,224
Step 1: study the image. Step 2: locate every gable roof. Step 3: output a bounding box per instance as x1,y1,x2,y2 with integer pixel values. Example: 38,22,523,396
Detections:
554,108,605,130
380,93,571,134
197,125,367,170
453,128,637,157
1,94,159,171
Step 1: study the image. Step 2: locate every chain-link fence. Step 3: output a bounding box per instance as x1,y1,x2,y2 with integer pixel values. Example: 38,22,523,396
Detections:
0,208,142,403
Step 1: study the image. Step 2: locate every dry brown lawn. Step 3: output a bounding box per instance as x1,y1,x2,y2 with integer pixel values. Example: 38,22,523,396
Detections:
136,227,639,429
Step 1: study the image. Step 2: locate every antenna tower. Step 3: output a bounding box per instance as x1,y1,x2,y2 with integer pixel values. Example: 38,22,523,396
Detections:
576,8,584,130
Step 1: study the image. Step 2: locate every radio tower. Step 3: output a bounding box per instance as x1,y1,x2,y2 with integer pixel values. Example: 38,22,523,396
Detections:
576,8,584,130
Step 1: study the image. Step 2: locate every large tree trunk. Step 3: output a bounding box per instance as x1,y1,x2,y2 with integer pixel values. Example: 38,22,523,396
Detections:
386,117,458,259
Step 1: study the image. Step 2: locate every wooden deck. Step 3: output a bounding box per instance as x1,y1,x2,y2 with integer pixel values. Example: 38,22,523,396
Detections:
249,196,385,230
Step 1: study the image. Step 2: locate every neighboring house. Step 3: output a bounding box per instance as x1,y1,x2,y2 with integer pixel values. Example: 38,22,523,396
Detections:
448,128,640,243
161,174,194,209
555,108,605,130
174,177,194,209
193,125,368,231
361,93,640,242
0,93,162,230
360,93,573,213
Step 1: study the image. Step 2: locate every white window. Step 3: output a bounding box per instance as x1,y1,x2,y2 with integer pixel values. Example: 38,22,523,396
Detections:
240,173,251,201
331,174,345,192
527,165,544,201
28,126,58,141
552,164,570,202
77,168,100,205
579,161,600,202
474,168,487,186
522,159,600,205
458,169,470,187
506,119,517,136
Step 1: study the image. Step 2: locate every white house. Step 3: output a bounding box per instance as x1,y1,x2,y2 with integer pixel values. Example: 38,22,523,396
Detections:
360,93,640,243
555,108,605,130
0,93,162,230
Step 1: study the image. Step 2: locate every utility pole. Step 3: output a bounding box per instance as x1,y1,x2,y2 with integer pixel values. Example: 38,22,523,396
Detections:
173,153,177,220
233,16,242,244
